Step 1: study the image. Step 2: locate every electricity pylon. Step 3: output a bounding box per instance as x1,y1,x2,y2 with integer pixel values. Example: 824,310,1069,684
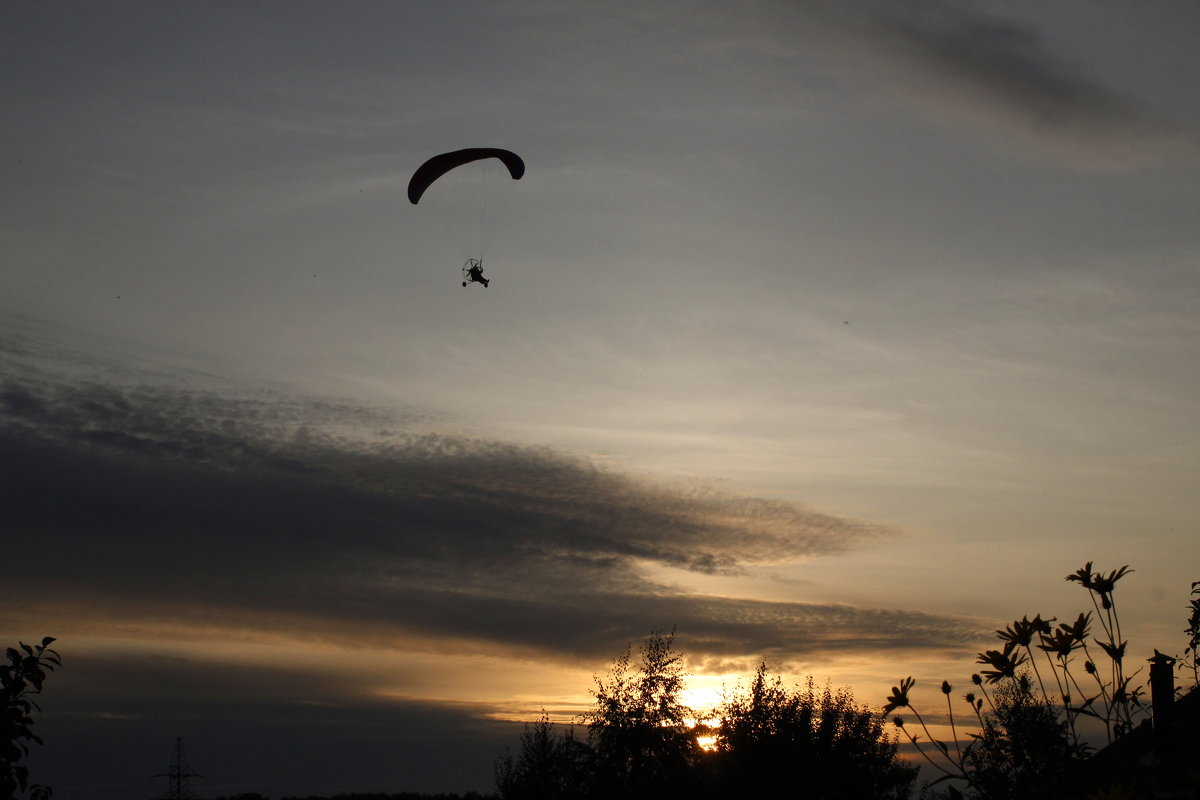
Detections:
153,736,204,799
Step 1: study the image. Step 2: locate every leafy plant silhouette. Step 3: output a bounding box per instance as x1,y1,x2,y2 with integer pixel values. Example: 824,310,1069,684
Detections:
883,563,1148,799
1,636,61,800
1182,580,1200,691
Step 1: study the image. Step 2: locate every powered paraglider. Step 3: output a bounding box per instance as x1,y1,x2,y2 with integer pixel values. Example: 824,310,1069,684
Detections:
408,148,524,287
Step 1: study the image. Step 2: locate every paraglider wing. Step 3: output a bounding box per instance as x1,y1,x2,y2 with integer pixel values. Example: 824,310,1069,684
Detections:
407,148,525,205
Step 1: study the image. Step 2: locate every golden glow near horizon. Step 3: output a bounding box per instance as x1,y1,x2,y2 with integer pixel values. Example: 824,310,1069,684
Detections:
681,678,732,718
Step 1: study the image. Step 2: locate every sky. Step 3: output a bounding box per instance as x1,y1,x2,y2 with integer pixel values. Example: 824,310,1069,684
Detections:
3,1,1199,796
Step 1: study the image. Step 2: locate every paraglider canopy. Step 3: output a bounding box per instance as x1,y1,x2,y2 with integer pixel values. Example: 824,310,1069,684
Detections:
408,148,525,205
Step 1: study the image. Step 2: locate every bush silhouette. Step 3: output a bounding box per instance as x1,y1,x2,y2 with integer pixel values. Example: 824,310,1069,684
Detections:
958,677,1081,800
710,664,915,799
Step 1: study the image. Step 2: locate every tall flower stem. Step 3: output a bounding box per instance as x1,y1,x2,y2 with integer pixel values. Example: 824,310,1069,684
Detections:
893,722,963,781
972,677,998,715
1054,657,1082,748
1080,643,1113,717
1040,646,1070,708
1022,643,1052,706
943,686,963,765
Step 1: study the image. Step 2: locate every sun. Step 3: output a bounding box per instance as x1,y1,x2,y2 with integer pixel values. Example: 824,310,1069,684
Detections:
682,681,727,752
681,682,726,716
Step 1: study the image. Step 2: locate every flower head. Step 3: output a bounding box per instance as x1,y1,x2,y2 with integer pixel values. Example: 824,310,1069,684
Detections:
883,677,915,716
1064,612,1092,643
1066,561,1095,590
997,616,1038,648
976,642,1028,684
1038,627,1083,660
1092,566,1133,609
1099,639,1128,665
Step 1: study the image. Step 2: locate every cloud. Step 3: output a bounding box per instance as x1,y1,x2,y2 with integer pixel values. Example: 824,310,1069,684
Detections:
811,1,1200,171
3,327,981,664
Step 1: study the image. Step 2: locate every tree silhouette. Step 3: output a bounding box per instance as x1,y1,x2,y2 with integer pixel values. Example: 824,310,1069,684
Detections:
494,713,591,800
584,629,701,800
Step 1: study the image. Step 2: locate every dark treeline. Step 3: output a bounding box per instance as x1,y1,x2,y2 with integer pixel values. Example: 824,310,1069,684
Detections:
215,793,494,800
494,630,914,800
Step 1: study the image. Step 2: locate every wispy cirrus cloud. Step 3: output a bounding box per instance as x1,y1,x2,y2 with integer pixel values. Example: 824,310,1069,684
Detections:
810,1,1200,171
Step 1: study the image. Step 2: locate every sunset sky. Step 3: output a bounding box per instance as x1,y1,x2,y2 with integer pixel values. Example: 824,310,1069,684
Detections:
3,2,1200,797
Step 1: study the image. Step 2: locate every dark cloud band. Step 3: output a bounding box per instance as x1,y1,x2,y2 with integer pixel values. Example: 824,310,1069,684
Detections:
3,335,979,662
